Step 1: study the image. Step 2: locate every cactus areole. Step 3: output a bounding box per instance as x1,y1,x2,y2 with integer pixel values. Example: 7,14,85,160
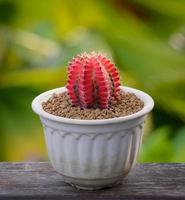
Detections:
66,52,121,109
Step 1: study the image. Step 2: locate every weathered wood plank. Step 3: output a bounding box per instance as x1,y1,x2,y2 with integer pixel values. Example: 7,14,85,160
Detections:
0,162,185,200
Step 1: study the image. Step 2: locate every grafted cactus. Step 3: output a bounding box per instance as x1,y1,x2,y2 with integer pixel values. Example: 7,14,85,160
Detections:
66,52,121,109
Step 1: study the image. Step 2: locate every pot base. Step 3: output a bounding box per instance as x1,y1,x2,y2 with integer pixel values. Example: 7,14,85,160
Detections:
66,181,121,190
62,174,126,190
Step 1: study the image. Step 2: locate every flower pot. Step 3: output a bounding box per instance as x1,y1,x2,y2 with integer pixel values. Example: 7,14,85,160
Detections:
32,86,154,190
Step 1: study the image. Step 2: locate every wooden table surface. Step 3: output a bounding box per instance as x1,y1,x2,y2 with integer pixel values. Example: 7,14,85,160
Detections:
0,162,185,200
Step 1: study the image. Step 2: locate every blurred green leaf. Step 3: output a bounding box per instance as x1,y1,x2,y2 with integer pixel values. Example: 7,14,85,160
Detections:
173,127,185,162
135,0,185,20
0,0,17,24
139,127,173,162
63,28,112,58
0,87,40,133
0,87,42,160
1,68,67,89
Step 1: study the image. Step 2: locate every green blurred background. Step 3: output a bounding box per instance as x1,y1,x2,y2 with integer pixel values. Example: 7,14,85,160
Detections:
0,0,185,162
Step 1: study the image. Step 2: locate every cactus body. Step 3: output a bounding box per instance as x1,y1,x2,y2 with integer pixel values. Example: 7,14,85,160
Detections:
66,52,120,109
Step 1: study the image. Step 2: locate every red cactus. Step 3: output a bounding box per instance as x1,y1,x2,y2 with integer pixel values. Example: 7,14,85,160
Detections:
66,52,121,109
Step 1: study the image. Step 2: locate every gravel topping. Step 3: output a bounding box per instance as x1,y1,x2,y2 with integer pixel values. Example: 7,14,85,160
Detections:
42,91,144,120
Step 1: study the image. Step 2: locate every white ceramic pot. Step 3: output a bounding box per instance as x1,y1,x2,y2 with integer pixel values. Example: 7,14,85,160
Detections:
32,86,154,190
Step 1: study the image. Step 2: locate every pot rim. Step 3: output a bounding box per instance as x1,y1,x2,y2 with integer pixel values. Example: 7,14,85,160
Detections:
32,86,154,125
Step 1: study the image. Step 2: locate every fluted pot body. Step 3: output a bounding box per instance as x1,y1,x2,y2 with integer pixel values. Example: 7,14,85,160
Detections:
32,86,154,190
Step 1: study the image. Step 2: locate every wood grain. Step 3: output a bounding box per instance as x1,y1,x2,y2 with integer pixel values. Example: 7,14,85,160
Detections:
0,162,184,200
